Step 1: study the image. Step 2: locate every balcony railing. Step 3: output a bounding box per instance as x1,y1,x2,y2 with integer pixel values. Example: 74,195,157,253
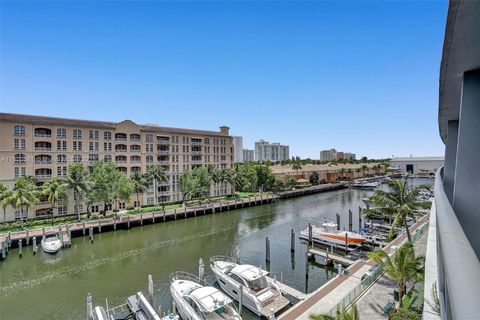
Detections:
115,137,127,141
158,150,169,155
192,160,203,164
423,168,480,320
158,160,170,165
34,133,51,138
35,147,52,151
192,151,202,155
191,141,202,145
35,174,52,179
35,160,52,165
115,149,127,153
157,140,170,145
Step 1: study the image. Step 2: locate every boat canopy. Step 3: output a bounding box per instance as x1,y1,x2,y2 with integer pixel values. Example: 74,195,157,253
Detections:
231,264,268,282
189,286,232,313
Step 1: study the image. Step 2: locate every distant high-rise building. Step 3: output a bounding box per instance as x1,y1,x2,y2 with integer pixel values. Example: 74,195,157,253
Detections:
232,136,243,163
243,149,254,162
255,140,289,162
320,149,356,161
320,149,337,161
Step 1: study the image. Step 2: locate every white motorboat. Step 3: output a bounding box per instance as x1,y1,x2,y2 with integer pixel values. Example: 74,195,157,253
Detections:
350,181,380,190
41,232,62,254
299,222,366,248
210,256,289,318
169,271,241,320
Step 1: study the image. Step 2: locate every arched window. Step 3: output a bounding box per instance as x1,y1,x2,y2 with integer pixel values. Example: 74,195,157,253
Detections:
57,128,67,137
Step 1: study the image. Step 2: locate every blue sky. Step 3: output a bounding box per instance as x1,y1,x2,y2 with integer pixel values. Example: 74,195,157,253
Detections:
0,1,447,159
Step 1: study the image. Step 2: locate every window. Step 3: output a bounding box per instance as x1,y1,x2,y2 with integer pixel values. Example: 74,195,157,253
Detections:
57,206,67,215
74,204,84,214
73,129,82,139
57,140,67,150
14,210,27,220
95,142,99,151
204,138,210,145
130,145,141,152
104,142,112,151
146,144,153,152
89,154,99,162
104,154,112,162
146,155,153,163
14,125,26,135
145,133,153,142
104,131,112,140
14,167,26,178
146,197,154,205
57,128,67,137
73,154,83,163
57,154,67,163
14,154,26,164
73,141,83,151
57,166,67,176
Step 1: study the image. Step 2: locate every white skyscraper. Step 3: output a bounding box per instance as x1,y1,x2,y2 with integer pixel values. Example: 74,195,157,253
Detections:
232,136,243,163
255,140,290,162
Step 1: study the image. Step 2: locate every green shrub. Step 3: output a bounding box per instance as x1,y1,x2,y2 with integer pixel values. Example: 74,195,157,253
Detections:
389,309,421,320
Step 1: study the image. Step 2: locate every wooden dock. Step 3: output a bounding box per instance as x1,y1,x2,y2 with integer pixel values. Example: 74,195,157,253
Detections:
266,276,308,301
0,195,275,260
308,248,355,266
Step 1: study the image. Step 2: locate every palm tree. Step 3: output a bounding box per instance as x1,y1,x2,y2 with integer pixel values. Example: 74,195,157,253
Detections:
225,165,244,193
7,178,39,229
309,302,359,320
65,164,91,221
346,168,353,180
368,243,424,307
368,178,429,242
361,165,369,177
145,165,168,207
292,161,302,176
42,178,68,226
339,168,346,180
0,183,13,223
131,172,149,213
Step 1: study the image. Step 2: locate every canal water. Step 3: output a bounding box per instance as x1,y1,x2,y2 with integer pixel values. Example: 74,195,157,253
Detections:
0,179,432,319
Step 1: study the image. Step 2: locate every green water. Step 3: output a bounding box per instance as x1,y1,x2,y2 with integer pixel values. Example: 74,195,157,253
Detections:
0,181,431,319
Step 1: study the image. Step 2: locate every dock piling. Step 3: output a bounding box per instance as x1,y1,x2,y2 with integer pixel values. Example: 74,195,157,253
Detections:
238,286,243,315
1,240,6,259
98,220,101,232
152,212,155,223
127,216,130,229
114,218,117,230
18,239,22,258
348,209,353,232
174,208,177,219
344,233,348,254
89,227,93,243
291,229,295,252
83,222,86,236
308,223,313,247
184,207,187,218
86,293,93,320
266,237,271,263
7,232,11,247
358,206,362,230
148,274,154,305
163,210,166,221
26,229,30,245
198,258,205,281
336,213,340,230
32,236,37,255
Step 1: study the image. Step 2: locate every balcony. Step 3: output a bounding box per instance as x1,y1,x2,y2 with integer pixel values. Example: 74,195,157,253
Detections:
192,150,202,155
158,150,169,155
34,147,52,151
158,160,169,165
157,139,170,145
192,160,203,165
35,160,52,165
35,174,52,180
34,128,52,138
423,168,480,320
191,140,202,145
34,133,51,138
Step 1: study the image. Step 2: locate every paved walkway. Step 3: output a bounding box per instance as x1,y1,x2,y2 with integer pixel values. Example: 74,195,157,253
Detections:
355,228,429,319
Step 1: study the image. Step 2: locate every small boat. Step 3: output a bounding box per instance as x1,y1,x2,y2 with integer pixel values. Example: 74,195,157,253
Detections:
210,256,289,318
299,222,366,248
170,271,241,320
41,232,62,254
350,181,380,190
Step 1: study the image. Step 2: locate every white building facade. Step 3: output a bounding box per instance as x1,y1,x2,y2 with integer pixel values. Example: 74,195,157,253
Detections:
389,157,444,175
242,149,254,162
254,140,289,162
232,136,243,163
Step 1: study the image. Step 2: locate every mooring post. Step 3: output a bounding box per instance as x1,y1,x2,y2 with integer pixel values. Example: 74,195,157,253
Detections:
60,228,64,245
163,209,166,221
1,240,6,259
212,203,215,214
7,232,11,247
291,229,295,252
83,222,86,236
42,227,46,238
152,212,155,224
140,213,143,225
148,274,154,306
114,217,117,230
86,293,93,320
32,236,37,255
198,258,205,281
349,209,353,232
184,207,187,218
127,216,130,229
89,227,93,243
18,239,23,258
336,213,341,230
68,226,72,245
26,229,30,245
98,220,101,233
305,252,309,279
266,237,271,263
345,233,348,255
238,285,243,315
359,206,362,230
308,222,314,245
174,208,177,219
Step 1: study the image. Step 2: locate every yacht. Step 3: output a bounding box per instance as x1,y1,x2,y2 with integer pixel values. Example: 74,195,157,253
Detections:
41,231,62,254
169,271,241,320
210,256,289,318
299,222,366,248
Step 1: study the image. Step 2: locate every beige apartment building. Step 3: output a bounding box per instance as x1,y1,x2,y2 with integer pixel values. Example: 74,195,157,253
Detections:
0,113,234,222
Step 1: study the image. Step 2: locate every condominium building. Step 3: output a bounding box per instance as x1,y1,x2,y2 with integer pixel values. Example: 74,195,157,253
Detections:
242,149,254,162
320,149,356,161
254,140,289,162
0,113,234,222
232,136,243,163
